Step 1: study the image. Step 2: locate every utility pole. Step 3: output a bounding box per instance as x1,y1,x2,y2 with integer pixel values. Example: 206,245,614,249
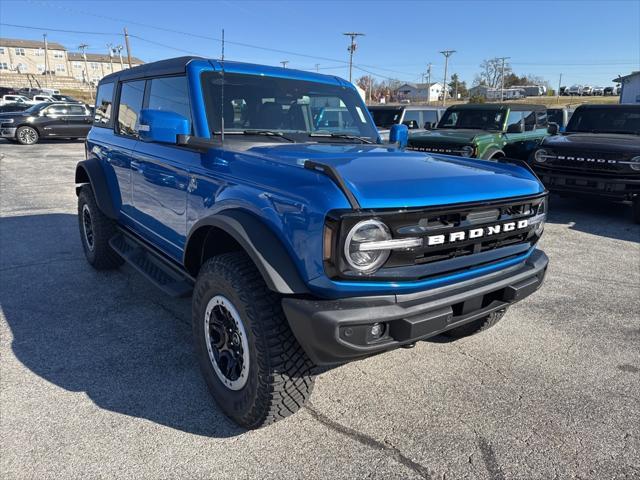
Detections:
78,43,93,100
43,33,50,86
115,45,124,70
315,63,320,73
440,50,455,106
123,27,132,68
106,43,114,73
427,62,432,103
343,32,364,83
280,60,289,68
497,56,511,102
557,73,562,104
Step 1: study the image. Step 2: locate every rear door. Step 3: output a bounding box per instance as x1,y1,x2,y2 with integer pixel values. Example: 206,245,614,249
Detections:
66,104,92,137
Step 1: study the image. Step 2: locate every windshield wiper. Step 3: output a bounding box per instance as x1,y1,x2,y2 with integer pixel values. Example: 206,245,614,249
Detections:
309,132,375,144
241,130,296,142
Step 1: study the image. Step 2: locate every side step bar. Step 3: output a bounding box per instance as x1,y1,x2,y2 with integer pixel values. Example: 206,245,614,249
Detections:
109,231,193,298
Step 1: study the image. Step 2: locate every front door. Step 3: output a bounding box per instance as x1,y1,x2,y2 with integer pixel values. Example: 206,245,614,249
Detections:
502,110,529,159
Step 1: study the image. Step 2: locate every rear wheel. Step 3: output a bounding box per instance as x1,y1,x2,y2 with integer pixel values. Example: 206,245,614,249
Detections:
444,309,507,339
77,186,124,270
192,252,315,429
15,126,39,145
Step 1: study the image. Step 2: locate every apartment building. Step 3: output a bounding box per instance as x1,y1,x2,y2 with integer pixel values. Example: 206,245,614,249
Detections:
0,37,144,84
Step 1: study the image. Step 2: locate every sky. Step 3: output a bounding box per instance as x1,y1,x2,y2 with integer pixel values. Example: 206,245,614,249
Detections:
1,0,639,88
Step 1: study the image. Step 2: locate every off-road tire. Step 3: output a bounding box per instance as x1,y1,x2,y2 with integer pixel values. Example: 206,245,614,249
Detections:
444,309,507,339
77,185,124,270
192,252,315,429
632,197,640,224
15,126,39,145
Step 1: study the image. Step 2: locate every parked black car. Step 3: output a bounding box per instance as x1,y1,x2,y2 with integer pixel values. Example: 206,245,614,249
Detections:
0,102,93,145
0,103,30,113
531,104,640,222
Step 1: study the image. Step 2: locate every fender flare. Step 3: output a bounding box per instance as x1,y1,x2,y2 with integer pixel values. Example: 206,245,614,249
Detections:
75,158,119,219
481,147,505,160
184,210,309,295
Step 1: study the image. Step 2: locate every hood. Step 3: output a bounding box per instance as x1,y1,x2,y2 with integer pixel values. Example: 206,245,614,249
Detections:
543,133,640,155
409,129,490,146
246,143,544,209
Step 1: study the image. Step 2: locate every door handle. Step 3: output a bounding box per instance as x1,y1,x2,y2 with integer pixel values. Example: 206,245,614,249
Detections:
130,161,140,170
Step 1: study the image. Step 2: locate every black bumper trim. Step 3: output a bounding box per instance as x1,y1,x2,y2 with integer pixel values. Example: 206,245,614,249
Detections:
283,249,548,365
534,168,640,198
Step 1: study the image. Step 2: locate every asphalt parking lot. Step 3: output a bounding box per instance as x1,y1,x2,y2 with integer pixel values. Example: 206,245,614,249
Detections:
1,139,639,480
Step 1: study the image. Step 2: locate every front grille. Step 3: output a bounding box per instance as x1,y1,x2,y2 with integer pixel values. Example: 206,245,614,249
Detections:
543,150,633,174
407,143,466,156
331,194,546,281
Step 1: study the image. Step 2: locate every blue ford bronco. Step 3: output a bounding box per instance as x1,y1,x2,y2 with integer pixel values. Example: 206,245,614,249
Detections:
76,57,549,428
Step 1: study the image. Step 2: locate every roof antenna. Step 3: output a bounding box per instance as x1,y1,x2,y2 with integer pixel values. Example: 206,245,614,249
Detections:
220,28,225,143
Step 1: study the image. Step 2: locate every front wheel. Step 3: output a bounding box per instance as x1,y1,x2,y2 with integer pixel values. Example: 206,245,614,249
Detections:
192,252,315,429
15,126,39,145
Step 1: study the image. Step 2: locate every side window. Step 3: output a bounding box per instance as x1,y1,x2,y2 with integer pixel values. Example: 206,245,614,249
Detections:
68,105,87,115
45,105,68,116
522,110,536,131
536,110,548,128
146,76,192,125
505,111,522,131
117,80,146,137
94,82,114,127
402,110,421,129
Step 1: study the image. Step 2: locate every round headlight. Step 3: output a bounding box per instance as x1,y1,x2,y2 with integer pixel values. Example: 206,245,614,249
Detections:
460,145,474,157
630,156,640,171
344,219,391,273
534,149,548,163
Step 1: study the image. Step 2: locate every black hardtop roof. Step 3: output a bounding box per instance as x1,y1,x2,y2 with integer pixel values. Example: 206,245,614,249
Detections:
368,104,444,110
573,104,640,111
447,103,546,112
100,56,202,84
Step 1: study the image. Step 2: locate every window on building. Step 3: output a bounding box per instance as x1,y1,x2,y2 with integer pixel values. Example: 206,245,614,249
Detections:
35,48,44,56
14,48,25,56
15,63,26,73
117,80,145,135
0,63,9,70
146,76,192,124
94,82,114,127
37,64,45,73
55,64,65,72
0,47,5,55
74,63,82,69
91,62,99,70
54,51,64,59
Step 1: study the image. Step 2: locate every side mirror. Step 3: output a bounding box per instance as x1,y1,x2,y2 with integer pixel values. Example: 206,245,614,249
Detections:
389,124,409,149
424,121,435,130
506,122,524,134
139,109,190,144
547,123,559,135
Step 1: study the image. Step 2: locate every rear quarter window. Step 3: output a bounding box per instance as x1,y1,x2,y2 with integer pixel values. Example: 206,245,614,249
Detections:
94,82,114,127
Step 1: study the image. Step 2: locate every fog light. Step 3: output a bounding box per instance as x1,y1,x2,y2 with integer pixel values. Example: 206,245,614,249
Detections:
370,323,384,337
630,156,640,171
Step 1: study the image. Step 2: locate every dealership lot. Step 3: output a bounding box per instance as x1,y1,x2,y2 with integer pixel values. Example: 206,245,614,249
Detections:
1,140,639,479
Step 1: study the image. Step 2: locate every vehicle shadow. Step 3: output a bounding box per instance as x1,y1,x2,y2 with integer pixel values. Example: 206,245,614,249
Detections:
546,194,640,242
0,213,244,438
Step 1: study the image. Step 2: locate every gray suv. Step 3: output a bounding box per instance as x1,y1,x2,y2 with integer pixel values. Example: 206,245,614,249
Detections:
369,105,445,141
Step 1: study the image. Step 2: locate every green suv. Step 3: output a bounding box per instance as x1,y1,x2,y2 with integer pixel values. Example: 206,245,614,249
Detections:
408,103,551,160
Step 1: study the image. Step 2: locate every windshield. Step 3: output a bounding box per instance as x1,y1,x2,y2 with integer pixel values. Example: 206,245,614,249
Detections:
201,72,378,141
437,109,505,131
369,108,403,128
566,107,640,135
547,109,564,125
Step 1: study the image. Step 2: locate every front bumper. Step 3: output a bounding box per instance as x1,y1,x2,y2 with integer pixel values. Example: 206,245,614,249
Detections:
0,127,17,138
534,167,640,199
283,249,548,365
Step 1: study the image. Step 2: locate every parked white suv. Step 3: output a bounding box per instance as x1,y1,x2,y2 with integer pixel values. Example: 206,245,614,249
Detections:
0,95,33,106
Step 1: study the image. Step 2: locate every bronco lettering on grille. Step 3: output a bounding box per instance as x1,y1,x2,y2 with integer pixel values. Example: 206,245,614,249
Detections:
425,219,529,246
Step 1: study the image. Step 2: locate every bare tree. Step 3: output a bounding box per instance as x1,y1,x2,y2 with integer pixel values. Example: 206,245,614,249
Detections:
474,58,512,88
